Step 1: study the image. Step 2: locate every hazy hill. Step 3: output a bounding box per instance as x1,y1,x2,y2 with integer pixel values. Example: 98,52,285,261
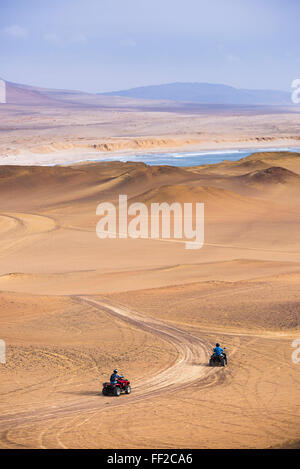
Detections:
100,82,291,105
0,79,292,106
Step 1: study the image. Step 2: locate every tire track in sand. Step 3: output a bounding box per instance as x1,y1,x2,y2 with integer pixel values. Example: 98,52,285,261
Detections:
0,211,59,260
0,296,217,435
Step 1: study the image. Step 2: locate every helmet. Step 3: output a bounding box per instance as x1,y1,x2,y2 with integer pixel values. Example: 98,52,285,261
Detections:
113,369,118,373
216,343,220,347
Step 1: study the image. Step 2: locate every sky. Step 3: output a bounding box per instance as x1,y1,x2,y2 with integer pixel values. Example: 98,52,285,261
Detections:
0,0,299,93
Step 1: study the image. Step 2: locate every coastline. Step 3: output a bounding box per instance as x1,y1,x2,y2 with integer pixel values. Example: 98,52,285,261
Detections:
1,136,300,166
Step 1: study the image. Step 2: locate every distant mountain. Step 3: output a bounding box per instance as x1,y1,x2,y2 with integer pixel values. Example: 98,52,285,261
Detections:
100,82,291,105
0,79,292,106
0,80,89,106
0,80,166,107
4,81,57,105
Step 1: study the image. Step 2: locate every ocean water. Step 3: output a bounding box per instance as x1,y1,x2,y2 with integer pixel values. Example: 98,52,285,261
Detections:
92,147,300,167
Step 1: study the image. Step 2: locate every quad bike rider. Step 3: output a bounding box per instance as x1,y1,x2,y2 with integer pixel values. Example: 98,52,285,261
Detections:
102,369,131,396
209,343,227,366
110,369,122,384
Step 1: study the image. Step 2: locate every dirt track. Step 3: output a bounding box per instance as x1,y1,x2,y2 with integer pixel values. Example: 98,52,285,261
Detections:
0,296,215,435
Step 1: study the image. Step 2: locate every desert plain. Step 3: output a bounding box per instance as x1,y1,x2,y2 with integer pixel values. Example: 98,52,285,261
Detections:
0,85,300,448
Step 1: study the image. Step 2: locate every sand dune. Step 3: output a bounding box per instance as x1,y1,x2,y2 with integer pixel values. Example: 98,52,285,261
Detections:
0,151,300,448
135,183,271,215
238,166,300,185
192,151,300,175
0,163,193,210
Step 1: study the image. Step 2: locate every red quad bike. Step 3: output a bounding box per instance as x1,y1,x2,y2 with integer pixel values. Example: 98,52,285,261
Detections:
209,349,227,367
102,377,131,396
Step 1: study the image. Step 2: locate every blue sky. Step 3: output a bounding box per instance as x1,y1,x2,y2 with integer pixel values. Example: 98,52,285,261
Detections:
0,0,299,92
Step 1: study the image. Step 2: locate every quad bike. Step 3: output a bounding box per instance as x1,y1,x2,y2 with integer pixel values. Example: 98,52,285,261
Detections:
209,350,227,367
102,376,131,396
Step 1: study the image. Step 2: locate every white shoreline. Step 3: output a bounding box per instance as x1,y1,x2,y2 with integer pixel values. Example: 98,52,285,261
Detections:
1,139,300,167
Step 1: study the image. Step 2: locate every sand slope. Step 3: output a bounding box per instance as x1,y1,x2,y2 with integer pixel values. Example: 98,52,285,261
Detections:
0,152,300,448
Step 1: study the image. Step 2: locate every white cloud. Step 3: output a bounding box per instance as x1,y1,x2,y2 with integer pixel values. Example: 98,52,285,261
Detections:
2,25,28,38
70,33,87,45
226,54,241,63
43,32,87,46
216,44,241,63
120,38,136,47
43,33,61,45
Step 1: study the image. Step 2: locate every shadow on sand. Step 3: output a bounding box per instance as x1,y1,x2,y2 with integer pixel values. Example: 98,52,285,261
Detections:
60,390,102,397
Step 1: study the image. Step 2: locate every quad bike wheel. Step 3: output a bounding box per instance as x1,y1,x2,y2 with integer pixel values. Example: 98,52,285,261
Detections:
114,386,121,396
125,385,131,394
209,359,213,366
102,389,107,396
221,358,226,366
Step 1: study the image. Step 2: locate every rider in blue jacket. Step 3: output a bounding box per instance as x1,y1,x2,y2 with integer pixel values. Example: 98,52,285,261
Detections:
213,343,224,356
213,343,227,363
110,369,122,384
